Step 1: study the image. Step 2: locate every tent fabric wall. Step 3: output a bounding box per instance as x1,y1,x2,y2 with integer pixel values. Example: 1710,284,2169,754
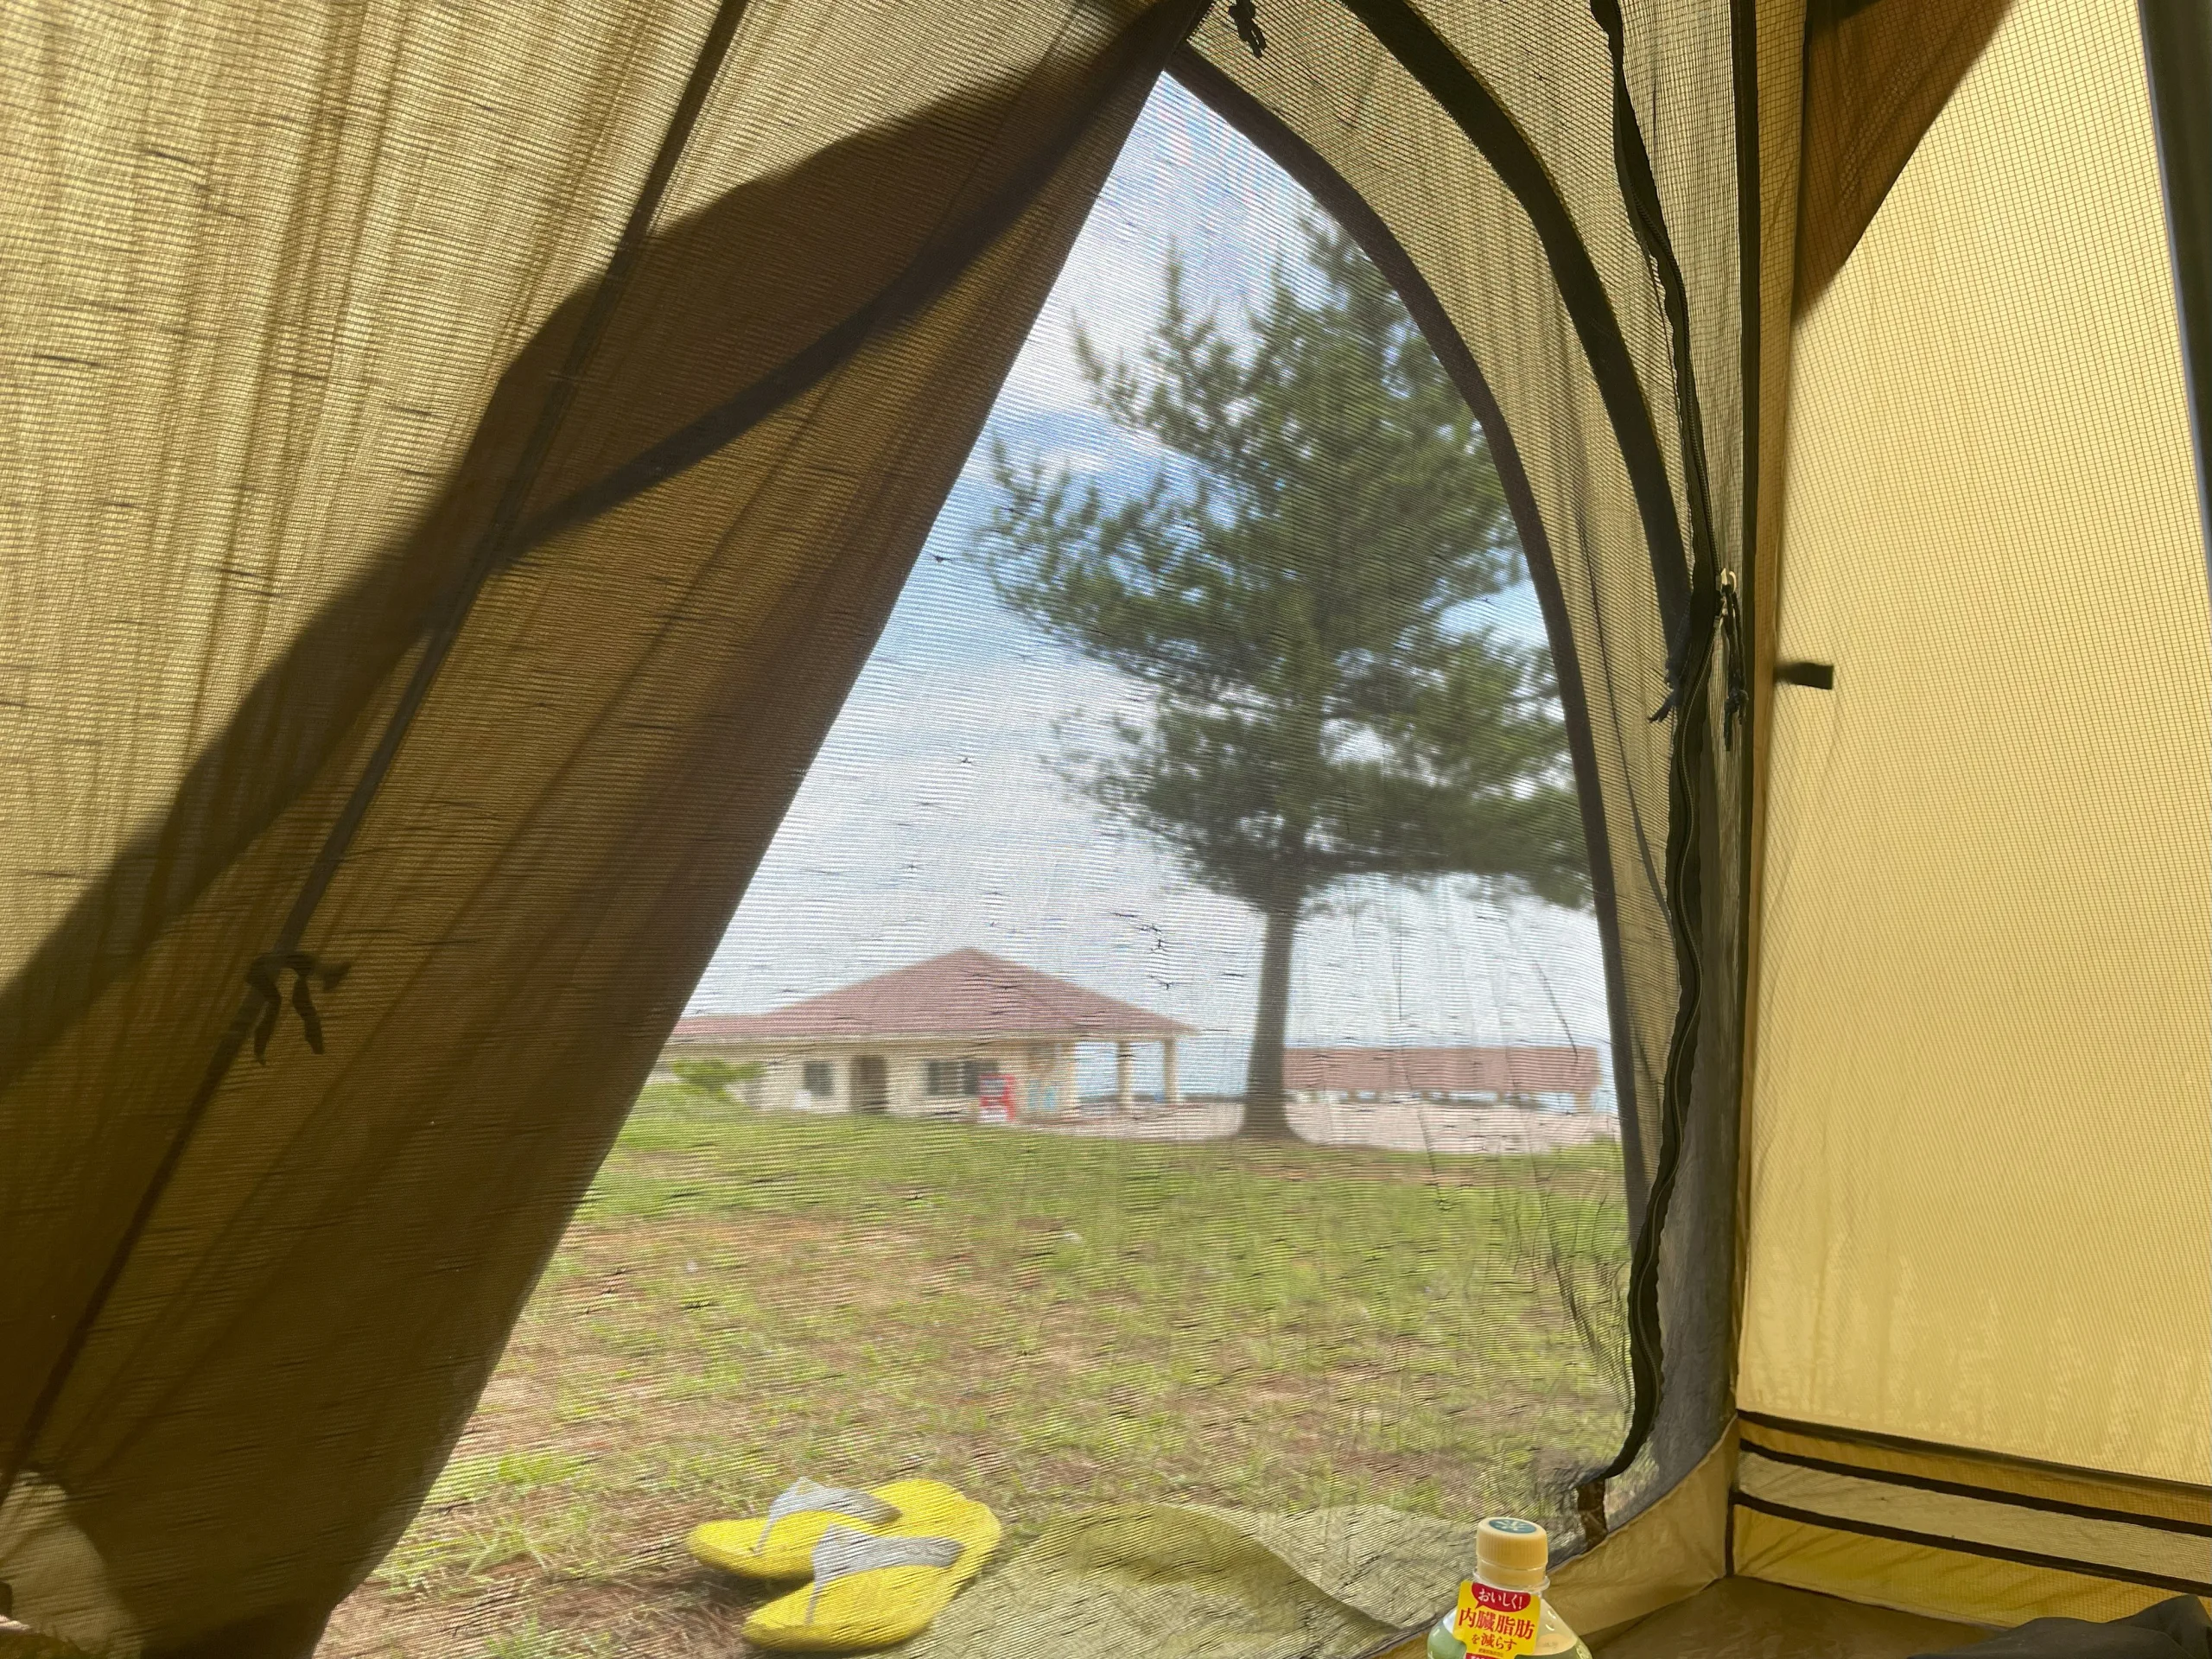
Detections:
1739,0,2212,1618
1741,0,2211,1491
1546,1426,1737,1636
0,2,1192,1649
1790,0,2015,318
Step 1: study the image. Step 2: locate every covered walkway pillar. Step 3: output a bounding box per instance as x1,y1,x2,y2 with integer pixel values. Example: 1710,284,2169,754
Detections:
1162,1037,1179,1105
1115,1041,1134,1112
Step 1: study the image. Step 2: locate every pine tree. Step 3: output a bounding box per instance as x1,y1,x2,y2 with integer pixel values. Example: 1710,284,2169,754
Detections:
977,219,1587,1138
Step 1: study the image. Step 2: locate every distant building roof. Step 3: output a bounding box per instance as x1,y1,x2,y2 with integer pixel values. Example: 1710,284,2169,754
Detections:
1285,1046,1603,1096
670,948,1195,1046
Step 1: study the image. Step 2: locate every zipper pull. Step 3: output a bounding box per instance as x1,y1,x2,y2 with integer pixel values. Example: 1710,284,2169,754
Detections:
1718,569,1748,750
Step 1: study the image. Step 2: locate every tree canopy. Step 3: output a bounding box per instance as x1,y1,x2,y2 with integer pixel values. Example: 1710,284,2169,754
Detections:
977,218,1587,1136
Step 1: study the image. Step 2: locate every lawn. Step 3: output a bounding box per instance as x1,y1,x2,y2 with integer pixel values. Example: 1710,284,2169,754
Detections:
320,1084,1630,1659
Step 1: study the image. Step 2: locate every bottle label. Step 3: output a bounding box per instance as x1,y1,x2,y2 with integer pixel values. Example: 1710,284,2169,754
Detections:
1452,1580,1541,1657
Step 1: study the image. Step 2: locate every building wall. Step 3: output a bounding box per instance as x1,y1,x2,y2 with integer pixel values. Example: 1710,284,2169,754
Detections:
669,1039,1080,1120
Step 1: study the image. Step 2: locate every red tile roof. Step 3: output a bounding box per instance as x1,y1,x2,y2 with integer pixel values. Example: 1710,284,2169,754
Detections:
671,949,1194,1045
1284,1046,1602,1096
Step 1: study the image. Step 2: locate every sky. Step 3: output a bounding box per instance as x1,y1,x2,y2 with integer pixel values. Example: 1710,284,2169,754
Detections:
686,78,1613,1106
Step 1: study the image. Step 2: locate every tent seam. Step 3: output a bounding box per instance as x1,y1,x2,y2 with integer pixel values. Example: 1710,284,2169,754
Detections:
1737,1411,2212,1502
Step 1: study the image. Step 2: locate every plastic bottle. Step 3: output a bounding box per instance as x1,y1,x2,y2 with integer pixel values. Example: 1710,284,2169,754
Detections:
1424,1516,1591,1659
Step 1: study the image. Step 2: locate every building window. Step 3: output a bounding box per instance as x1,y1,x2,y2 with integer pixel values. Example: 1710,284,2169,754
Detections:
924,1058,996,1097
802,1060,834,1096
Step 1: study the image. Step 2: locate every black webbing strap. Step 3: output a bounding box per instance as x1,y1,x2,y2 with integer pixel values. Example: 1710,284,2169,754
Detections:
1332,0,1694,645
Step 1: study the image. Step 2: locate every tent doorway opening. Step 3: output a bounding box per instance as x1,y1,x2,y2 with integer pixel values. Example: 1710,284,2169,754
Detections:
323,64,1629,1659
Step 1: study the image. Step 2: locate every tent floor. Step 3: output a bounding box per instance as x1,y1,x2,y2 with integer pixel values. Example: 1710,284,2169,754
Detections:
1588,1578,1992,1656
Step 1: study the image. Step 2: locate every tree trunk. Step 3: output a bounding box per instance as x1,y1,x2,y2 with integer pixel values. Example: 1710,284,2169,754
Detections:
1240,899,1301,1140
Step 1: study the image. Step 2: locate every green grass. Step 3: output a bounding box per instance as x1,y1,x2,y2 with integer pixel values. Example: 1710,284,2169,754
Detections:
327,1086,1629,1657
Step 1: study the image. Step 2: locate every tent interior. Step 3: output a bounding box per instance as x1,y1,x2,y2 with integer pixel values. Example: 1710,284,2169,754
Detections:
2,0,2206,1655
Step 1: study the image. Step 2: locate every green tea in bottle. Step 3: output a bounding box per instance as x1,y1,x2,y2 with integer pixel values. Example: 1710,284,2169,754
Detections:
1425,1516,1591,1658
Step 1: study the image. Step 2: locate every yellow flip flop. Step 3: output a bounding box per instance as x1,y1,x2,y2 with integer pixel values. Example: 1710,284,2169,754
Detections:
686,1477,958,1581
741,1493,1001,1652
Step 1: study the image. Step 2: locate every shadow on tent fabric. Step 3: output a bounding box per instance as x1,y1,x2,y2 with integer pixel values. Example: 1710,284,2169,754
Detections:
0,64,1084,1118
0,19,1173,1650
1794,0,2015,316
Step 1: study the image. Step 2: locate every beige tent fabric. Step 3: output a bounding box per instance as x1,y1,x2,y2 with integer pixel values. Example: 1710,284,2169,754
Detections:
2,0,728,1500
1546,1427,1736,1636
1742,0,2212,1485
1734,1462,2208,1625
0,2,1188,1649
1736,0,2032,1357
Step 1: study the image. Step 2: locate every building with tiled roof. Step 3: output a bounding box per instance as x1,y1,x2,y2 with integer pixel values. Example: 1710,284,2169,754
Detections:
663,948,1193,1119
